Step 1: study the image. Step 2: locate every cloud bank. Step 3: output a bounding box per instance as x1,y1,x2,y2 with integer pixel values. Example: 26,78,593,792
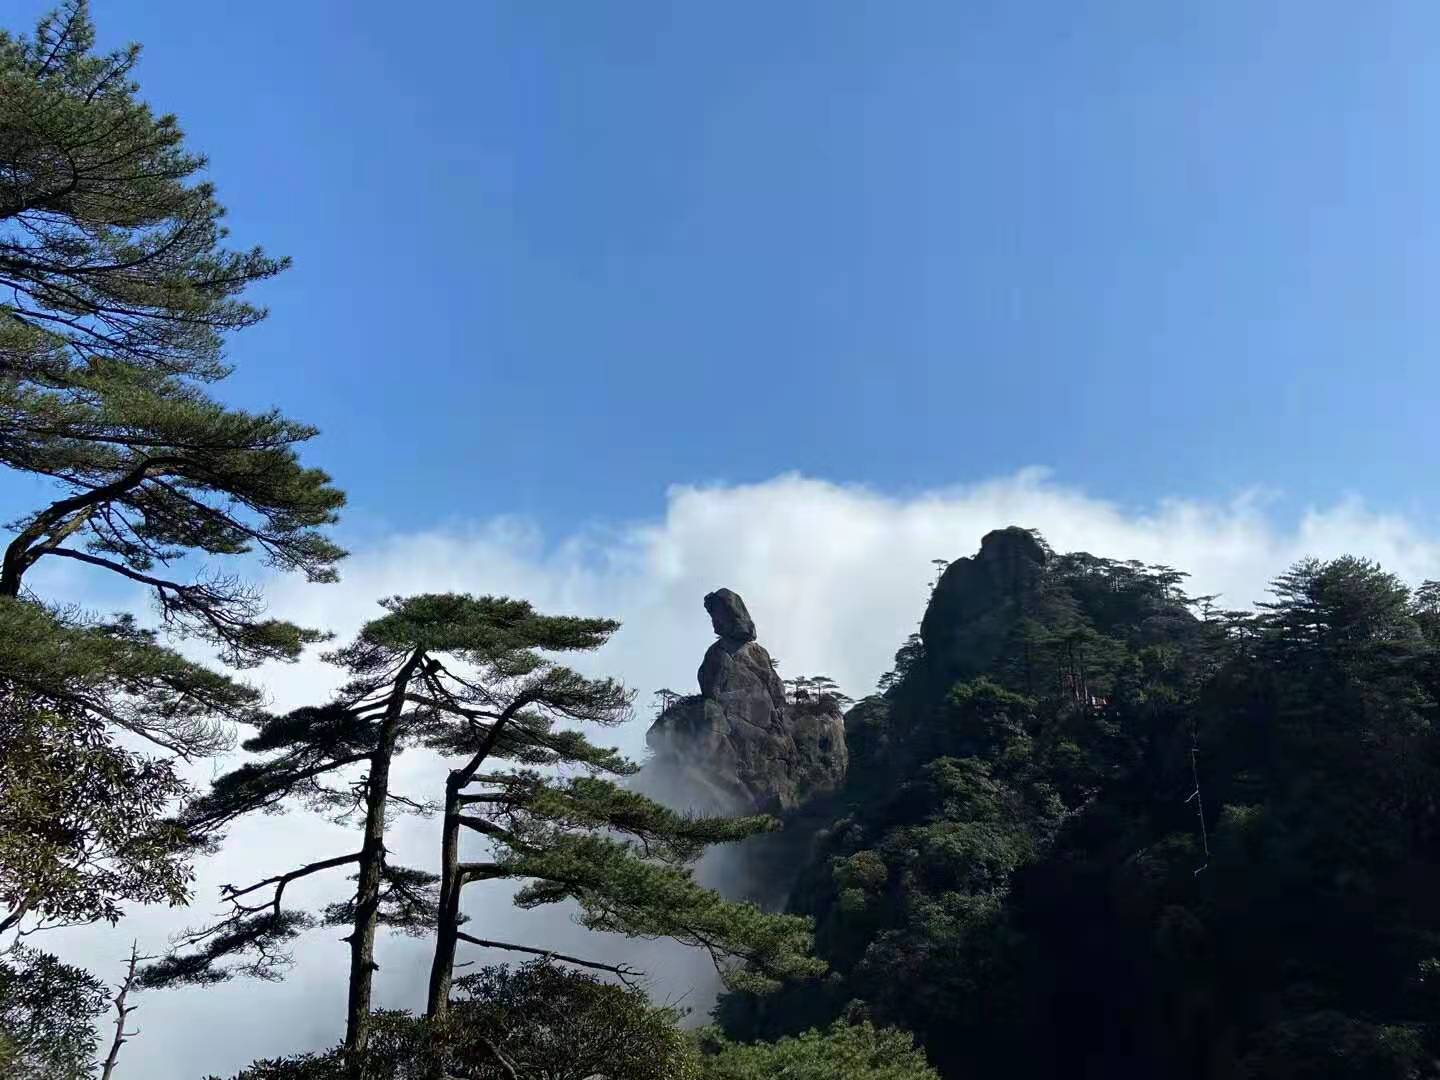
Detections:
42,470,1440,1079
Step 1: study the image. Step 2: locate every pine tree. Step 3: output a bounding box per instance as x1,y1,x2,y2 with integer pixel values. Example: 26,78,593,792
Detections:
0,0,343,941
139,598,497,1060
405,595,822,1016
424,770,823,1015
1,0,344,743
653,687,685,717
785,675,853,710
877,633,926,696
145,594,820,1071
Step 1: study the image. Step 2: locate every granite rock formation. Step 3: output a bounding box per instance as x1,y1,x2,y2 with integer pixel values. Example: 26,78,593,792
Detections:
920,525,1050,681
646,589,847,814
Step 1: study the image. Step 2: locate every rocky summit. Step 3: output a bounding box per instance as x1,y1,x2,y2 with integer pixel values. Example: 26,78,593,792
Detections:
646,588,847,814
920,525,1050,681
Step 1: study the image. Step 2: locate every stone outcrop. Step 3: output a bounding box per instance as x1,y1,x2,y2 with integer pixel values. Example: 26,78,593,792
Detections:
920,526,1049,681
704,587,756,643
646,589,847,814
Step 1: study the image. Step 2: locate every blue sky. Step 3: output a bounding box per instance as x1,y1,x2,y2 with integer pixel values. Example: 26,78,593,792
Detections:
26,5,1440,1071
58,0,1440,541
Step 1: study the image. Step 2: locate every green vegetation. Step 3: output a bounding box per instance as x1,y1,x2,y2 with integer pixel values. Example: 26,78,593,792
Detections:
0,694,189,934
169,526,1440,1079
719,536,1440,1079
0,947,106,1080
211,963,936,1080
1,1,339,1072
0,0,342,716
0,6,834,1076
698,1022,939,1080
209,962,704,1080
144,592,817,1065
0,0,340,945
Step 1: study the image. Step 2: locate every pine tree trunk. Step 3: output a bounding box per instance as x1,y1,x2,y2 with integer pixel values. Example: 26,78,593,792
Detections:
343,734,392,1062
425,777,463,1018
424,694,526,1025
344,649,422,1069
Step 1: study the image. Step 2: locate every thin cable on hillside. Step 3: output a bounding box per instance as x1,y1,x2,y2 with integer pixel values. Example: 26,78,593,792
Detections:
1187,728,1210,876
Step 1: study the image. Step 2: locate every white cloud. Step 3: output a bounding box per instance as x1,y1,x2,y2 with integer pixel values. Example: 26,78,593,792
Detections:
38,471,1440,1079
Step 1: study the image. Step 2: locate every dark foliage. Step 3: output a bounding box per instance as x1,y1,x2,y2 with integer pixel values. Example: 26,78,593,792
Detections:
0,946,107,1080
0,693,189,934
0,6,344,1006
1,0,343,674
722,534,1440,1079
207,961,702,1080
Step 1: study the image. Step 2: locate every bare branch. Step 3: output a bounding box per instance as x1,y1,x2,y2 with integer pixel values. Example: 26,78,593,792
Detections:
99,940,156,1080
453,932,645,988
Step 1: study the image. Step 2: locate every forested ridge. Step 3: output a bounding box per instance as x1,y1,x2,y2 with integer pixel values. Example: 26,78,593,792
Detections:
4,3,1440,1079
720,527,1440,1078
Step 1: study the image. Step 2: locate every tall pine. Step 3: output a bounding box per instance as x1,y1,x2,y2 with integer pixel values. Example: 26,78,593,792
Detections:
146,594,821,1071
0,0,343,940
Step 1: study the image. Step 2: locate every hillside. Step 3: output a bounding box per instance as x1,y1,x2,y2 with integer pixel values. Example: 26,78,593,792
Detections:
718,527,1440,1080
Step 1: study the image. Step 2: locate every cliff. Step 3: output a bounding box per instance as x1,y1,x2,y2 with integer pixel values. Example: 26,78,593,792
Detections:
645,588,847,815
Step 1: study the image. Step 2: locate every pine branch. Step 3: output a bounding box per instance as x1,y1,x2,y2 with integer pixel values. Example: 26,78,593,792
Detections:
459,862,506,884
455,815,518,844
1,457,175,594
453,932,644,988
222,851,362,917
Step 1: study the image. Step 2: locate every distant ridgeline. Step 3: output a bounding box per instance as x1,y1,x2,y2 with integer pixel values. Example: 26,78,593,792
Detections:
708,527,1440,1080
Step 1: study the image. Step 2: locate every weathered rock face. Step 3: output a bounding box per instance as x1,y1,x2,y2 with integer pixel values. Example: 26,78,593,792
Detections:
704,587,756,643
646,589,847,814
920,526,1049,681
